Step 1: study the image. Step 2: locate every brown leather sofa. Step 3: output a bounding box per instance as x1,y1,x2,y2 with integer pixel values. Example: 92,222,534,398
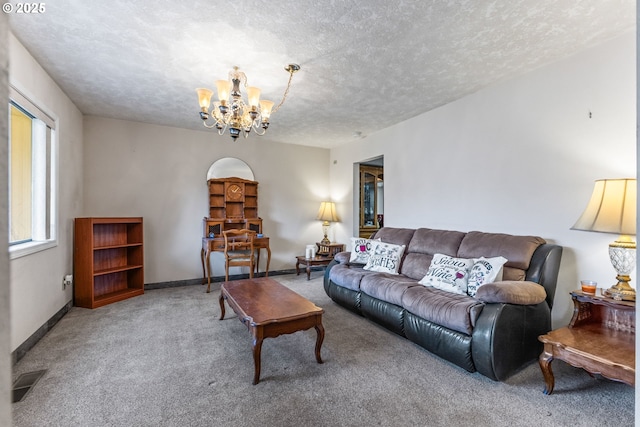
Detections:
324,227,563,381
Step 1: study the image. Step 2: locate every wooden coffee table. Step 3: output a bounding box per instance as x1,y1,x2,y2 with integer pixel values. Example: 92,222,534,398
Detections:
219,277,325,384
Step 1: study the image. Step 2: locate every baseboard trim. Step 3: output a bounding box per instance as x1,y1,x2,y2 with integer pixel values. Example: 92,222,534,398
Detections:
144,269,302,290
12,300,73,365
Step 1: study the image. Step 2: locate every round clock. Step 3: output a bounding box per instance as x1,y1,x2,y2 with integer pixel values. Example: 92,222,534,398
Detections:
226,184,243,201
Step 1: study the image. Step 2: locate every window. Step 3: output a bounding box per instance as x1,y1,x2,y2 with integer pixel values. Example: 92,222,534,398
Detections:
9,86,57,258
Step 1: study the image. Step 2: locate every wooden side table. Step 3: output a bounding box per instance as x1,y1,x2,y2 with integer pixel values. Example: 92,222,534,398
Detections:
538,291,635,394
295,243,344,280
295,256,333,280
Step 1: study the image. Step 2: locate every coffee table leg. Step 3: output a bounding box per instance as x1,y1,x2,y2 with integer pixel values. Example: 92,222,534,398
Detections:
539,347,555,395
296,259,301,276
306,265,311,280
219,293,226,320
314,321,325,364
252,335,263,385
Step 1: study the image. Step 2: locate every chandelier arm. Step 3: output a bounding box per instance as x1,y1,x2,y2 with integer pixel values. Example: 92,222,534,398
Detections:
271,68,296,115
252,122,267,135
201,119,218,129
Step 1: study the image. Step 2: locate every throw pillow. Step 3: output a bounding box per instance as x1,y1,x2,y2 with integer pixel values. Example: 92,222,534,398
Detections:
349,237,380,264
466,256,508,297
363,241,406,274
419,254,474,294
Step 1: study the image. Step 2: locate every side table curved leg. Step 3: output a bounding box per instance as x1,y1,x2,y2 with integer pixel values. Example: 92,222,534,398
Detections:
539,347,555,395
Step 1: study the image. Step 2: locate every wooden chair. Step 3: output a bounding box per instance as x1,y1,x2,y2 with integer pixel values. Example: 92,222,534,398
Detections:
223,229,257,282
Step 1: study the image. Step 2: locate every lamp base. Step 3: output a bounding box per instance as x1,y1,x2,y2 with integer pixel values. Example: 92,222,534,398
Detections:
320,221,330,245
605,238,636,301
604,275,636,301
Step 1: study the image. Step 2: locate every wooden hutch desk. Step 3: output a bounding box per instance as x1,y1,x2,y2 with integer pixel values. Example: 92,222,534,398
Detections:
200,176,270,292
538,291,635,394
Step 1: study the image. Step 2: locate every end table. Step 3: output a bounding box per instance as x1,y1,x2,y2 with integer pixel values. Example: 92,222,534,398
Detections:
538,291,635,394
296,243,344,280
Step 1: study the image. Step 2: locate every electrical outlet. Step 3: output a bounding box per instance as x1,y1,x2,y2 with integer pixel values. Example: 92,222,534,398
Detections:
63,275,73,289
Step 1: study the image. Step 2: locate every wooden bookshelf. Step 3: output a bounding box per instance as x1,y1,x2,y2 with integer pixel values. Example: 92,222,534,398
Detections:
74,217,144,309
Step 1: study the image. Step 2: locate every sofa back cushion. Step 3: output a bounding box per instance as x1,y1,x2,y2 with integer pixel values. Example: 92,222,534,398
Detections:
372,227,415,247
457,231,545,281
401,228,466,280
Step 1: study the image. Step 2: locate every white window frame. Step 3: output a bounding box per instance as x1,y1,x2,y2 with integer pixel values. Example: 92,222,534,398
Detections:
9,85,58,259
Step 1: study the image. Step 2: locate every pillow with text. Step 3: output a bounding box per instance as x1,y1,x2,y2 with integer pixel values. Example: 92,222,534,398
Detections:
363,241,406,274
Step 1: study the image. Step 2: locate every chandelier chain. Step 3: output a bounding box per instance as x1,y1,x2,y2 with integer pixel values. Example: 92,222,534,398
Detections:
272,68,295,115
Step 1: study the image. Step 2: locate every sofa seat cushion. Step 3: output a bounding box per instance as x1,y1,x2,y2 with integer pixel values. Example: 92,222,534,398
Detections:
328,264,371,291
360,273,421,306
401,286,485,335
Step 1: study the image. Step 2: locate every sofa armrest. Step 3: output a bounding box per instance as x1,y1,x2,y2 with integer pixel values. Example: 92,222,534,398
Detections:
475,281,546,305
333,251,352,264
472,301,551,381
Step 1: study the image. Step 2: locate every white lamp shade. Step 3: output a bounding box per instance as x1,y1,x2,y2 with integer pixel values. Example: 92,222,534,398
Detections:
572,178,636,236
316,201,339,223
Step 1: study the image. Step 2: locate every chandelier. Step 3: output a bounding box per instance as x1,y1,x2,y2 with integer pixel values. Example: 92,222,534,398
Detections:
196,64,300,141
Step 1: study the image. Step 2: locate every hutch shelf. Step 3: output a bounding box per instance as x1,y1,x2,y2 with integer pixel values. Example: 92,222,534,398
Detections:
204,177,262,236
74,217,144,309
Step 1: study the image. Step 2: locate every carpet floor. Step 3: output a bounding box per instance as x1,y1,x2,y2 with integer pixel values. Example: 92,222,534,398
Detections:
12,273,634,426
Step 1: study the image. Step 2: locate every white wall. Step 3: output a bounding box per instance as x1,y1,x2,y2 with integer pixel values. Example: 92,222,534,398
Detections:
9,33,84,351
330,31,636,327
83,117,330,283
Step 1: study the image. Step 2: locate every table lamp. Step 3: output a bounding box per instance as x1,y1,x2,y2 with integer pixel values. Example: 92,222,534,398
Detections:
316,201,339,245
571,178,636,301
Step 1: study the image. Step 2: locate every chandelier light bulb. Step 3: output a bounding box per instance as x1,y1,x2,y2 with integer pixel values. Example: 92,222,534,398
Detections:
196,88,213,109
215,80,231,102
259,100,274,120
247,86,261,108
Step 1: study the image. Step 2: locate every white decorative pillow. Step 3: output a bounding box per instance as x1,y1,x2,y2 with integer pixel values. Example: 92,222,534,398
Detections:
363,241,406,274
349,237,381,264
419,254,474,294
466,256,508,297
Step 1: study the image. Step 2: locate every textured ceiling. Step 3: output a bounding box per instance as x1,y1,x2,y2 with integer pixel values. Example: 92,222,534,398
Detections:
8,0,636,148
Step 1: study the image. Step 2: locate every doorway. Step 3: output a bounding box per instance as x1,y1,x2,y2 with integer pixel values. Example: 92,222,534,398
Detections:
358,157,383,238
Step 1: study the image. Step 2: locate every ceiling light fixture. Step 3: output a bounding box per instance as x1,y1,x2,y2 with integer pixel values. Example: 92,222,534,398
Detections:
196,64,300,141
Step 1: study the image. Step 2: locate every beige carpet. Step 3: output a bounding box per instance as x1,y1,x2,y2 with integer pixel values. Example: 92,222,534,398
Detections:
12,273,634,426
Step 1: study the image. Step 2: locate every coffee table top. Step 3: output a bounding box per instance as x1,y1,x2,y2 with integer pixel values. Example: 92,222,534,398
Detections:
221,277,323,325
